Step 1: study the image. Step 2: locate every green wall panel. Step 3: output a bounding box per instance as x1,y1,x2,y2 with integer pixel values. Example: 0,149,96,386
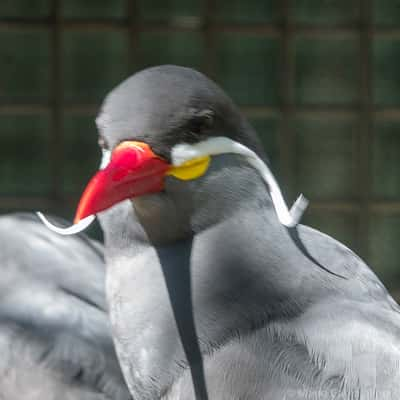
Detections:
214,0,279,23
373,38,400,106
139,0,202,21
61,0,125,19
373,0,400,26
372,120,400,200
63,31,129,103
293,116,357,200
295,37,359,105
139,32,203,70
0,31,50,102
215,34,280,106
292,0,359,25
0,114,51,195
0,0,50,18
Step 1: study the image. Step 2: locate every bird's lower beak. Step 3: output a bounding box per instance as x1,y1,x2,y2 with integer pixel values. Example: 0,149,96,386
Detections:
74,141,170,223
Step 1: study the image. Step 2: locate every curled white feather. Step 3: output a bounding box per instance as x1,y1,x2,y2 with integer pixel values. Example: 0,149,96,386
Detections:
171,137,308,228
36,212,95,235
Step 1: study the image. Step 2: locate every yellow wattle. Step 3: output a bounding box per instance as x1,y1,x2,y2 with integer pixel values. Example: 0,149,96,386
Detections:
166,156,211,181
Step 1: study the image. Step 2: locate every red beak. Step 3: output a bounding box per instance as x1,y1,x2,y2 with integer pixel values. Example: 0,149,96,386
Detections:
74,141,170,223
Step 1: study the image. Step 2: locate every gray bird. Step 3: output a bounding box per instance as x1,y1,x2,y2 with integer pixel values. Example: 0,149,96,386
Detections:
42,65,400,399
0,213,131,400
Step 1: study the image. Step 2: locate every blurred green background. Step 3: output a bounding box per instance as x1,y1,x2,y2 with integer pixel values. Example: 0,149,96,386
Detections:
0,0,400,296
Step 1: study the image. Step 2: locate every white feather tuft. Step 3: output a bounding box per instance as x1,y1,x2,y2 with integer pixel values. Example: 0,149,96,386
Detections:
99,149,111,170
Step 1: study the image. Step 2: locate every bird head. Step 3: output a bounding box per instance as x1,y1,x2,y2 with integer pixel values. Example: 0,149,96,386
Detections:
38,65,307,237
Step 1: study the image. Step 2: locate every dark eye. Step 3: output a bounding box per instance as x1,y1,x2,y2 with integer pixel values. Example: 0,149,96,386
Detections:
187,110,214,136
98,135,109,150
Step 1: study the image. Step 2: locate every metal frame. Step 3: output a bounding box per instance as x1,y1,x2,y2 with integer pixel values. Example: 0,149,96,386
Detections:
0,1,399,259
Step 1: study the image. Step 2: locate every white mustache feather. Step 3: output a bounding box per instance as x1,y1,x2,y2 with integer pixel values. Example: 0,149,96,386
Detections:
36,213,96,235
38,136,307,235
171,137,308,228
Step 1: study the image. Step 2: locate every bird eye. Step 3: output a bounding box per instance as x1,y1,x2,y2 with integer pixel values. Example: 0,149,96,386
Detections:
187,110,214,136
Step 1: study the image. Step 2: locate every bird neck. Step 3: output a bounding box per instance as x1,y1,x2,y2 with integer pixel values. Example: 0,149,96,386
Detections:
130,158,282,243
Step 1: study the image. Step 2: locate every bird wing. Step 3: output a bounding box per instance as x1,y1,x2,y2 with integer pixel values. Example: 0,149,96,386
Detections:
276,224,400,398
0,213,131,400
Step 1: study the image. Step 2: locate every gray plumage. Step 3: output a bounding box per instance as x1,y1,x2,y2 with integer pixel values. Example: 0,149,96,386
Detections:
95,65,400,399
0,213,131,400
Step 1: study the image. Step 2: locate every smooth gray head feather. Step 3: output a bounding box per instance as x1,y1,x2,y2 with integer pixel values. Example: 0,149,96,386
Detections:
96,65,266,163
0,213,131,400
94,66,400,399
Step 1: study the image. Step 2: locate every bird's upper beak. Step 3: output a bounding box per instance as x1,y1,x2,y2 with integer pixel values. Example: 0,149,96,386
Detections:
74,141,210,223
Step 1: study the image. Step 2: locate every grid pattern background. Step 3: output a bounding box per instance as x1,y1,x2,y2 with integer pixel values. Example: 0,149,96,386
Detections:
1,0,400,296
